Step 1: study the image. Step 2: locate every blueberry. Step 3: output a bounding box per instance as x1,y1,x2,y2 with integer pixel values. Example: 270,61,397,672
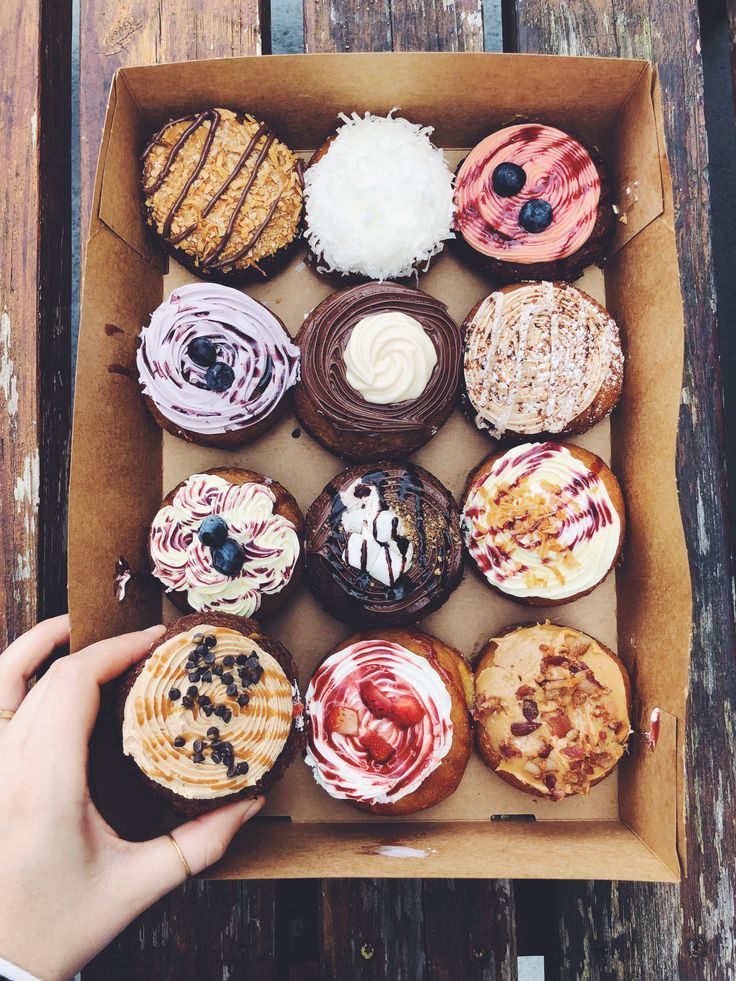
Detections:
187,337,217,368
198,515,228,548
212,538,245,577
519,199,553,233
205,361,235,392
492,161,526,197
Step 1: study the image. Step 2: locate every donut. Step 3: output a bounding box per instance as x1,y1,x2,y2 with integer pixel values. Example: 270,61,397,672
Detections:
137,284,300,448
118,613,304,816
304,628,473,815
294,283,462,460
303,112,455,281
462,282,623,440
461,442,624,605
149,468,304,618
141,109,304,283
305,462,464,626
474,622,631,800
454,123,614,283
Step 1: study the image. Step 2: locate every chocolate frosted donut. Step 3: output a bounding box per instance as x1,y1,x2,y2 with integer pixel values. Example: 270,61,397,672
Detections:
137,283,300,448
454,124,614,283
305,462,464,626
142,109,304,283
462,282,623,439
462,442,624,606
294,283,462,460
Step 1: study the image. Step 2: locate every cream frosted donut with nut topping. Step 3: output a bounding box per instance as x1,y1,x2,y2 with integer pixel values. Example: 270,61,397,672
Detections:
462,282,623,439
149,468,304,617
118,613,304,815
304,629,473,815
474,623,631,800
137,283,300,449
461,442,624,605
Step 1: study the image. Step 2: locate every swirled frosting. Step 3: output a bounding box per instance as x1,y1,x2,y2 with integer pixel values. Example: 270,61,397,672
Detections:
306,463,464,624
136,283,300,437
298,283,461,440
462,442,622,601
305,639,453,804
150,473,300,615
455,124,601,263
122,624,298,799
464,282,623,437
474,623,630,799
344,312,438,404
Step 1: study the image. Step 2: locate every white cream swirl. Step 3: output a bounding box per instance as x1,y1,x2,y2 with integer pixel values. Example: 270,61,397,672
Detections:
149,473,300,616
462,442,622,601
343,311,438,404
305,639,453,805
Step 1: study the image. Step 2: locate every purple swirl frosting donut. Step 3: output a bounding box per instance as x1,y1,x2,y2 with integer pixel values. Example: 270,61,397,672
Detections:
136,283,300,441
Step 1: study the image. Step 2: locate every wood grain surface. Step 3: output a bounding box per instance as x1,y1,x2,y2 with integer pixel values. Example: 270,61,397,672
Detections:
506,1,736,978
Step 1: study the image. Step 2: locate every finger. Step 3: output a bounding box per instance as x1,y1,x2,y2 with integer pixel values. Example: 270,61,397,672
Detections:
123,796,264,905
0,615,70,715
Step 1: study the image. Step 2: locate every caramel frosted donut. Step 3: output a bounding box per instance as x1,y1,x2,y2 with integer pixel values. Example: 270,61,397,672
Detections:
149,468,304,618
454,124,613,283
137,283,300,448
474,623,631,800
119,613,304,815
305,628,473,815
294,283,462,460
462,442,624,605
462,282,623,439
142,109,304,282
305,462,464,626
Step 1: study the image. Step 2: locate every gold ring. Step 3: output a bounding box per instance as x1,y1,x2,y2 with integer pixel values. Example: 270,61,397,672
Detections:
167,832,192,879
0,709,16,721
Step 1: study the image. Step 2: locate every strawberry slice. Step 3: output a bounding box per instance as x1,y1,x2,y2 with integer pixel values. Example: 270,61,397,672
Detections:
359,681,393,719
361,730,396,764
388,694,424,728
547,713,573,738
324,704,359,736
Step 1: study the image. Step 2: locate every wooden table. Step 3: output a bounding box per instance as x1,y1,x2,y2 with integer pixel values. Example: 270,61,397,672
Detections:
3,0,735,977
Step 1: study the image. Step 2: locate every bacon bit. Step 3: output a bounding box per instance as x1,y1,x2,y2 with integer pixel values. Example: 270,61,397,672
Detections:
570,640,591,658
538,742,553,759
562,746,585,759
542,653,567,668
474,693,504,719
516,684,535,699
499,742,522,759
568,660,590,674
544,773,557,790
361,730,395,764
522,699,539,722
510,721,542,737
546,713,573,738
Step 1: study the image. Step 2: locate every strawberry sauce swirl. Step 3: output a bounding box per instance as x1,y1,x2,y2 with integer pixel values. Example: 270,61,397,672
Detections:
305,640,453,805
455,124,601,263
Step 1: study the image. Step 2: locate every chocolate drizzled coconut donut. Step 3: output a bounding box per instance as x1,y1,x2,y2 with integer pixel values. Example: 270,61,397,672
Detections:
137,283,300,448
305,462,464,626
462,282,623,440
142,109,304,282
294,283,462,460
454,123,614,283
462,442,624,606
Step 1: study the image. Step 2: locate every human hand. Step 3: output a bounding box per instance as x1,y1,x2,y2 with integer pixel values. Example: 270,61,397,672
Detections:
0,616,264,981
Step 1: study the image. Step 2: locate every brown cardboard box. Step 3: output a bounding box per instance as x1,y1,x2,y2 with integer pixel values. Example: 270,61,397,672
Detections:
70,52,691,882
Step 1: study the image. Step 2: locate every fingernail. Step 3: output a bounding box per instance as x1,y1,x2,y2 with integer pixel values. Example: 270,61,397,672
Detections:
145,624,166,637
240,796,265,824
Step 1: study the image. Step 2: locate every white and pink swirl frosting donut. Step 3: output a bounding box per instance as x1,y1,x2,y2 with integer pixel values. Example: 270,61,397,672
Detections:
305,639,453,805
455,124,601,263
150,473,300,616
136,283,300,437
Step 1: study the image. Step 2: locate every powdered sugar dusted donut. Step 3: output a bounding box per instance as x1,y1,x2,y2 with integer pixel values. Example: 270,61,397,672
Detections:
462,282,623,439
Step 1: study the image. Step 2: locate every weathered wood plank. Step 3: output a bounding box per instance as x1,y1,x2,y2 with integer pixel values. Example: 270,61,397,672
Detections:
0,1,71,647
505,1,736,978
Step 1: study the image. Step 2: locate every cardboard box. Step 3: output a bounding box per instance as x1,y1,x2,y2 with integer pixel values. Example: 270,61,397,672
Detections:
70,53,691,882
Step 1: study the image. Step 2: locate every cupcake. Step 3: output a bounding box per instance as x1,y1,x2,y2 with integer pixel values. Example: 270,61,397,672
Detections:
305,462,463,625
462,442,624,605
473,622,631,799
454,123,614,283
294,283,462,460
462,282,623,440
137,283,300,448
141,109,304,282
119,613,304,815
303,112,455,281
304,628,473,815
149,468,303,617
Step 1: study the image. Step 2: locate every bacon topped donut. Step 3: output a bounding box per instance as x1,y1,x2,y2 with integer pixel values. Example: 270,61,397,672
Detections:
454,124,614,283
